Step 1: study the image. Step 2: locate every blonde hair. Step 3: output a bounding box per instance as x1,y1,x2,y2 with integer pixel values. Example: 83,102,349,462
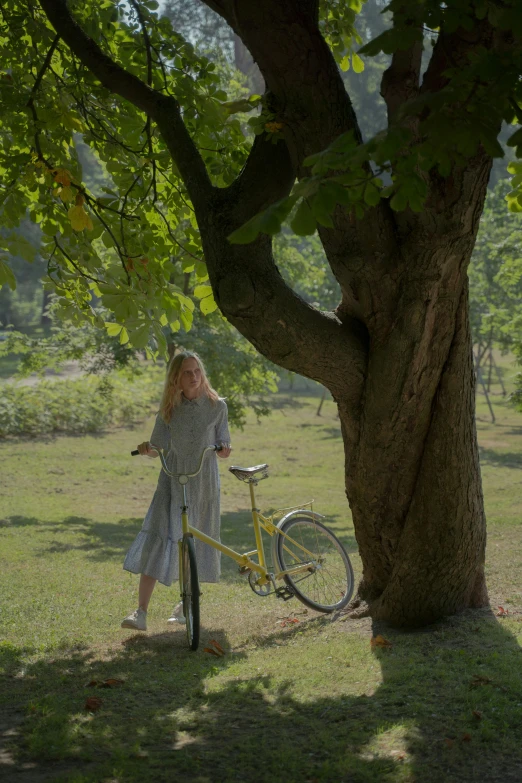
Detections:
160,351,219,423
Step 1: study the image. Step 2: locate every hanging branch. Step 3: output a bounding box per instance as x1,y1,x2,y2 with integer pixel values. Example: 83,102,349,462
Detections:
153,203,204,263
130,0,158,203
27,32,60,164
53,236,102,285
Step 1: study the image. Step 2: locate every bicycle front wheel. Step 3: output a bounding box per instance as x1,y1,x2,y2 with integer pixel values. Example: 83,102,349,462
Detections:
182,535,200,650
276,516,354,612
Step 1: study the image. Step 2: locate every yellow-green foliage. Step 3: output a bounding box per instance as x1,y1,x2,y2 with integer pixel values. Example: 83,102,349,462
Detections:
0,368,164,437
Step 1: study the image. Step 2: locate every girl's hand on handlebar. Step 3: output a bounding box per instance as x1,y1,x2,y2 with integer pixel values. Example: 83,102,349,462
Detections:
137,441,158,457
217,444,231,459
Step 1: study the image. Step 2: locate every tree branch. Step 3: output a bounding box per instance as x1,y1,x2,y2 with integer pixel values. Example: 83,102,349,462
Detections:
224,133,295,226
200,0,363,168
380,17,423,124
27,32,60,163
37,0,212,210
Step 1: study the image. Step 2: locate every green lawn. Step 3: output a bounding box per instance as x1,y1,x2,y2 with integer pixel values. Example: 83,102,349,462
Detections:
1,377,522,783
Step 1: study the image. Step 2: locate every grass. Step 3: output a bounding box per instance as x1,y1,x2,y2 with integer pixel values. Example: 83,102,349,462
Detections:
0,368,522,783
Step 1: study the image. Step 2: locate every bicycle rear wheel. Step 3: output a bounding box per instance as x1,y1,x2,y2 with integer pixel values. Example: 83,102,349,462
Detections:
276,516,354,612
182,534,200,650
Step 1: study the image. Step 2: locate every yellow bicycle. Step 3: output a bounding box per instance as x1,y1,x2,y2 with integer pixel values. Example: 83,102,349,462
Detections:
131,445,354,650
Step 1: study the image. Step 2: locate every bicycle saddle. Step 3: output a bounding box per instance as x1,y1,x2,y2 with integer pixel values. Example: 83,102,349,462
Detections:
229,464,269,482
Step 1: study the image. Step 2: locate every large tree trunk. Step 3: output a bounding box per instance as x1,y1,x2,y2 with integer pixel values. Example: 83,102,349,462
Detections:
345,282,487,626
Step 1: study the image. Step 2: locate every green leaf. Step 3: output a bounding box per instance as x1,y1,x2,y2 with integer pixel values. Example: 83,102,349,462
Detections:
229,196,297,244
194,284,213,299
179,307,193,332
352,53,364,74
129,323,150,349
105,322,123,337
221,96,261,114
291,200,317,236
390,189,409,212
363,184,381,207
0,259,16,290
507,128,522,148
200,295,218,314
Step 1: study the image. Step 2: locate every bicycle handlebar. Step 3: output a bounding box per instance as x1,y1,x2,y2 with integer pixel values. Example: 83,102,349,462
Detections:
131,444,222,480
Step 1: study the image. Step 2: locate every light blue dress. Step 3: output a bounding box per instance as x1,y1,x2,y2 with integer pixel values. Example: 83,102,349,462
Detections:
123,395,230,586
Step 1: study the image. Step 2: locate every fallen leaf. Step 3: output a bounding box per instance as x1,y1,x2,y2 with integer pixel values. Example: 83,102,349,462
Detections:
497,606,508,616
204,647,222,657
371,635,392,648
101,678,125,688
470,675,493,688
209,640,225,655
280,617,300,627
462,733,472,742
472,710,483,720
84,696,102,712
85,678,124,688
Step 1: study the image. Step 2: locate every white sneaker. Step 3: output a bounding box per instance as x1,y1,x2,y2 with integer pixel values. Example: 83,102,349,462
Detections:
121,608,147,631
167,601,186,625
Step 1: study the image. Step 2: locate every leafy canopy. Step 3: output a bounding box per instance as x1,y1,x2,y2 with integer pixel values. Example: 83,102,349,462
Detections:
231,1,522,242
1,0,522,349
1,0,252,352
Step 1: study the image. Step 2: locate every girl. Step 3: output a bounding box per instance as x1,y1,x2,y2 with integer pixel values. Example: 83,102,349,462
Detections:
121,351,231,631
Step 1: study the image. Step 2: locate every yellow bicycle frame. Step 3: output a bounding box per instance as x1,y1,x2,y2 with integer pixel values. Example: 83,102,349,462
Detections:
177,467,322,597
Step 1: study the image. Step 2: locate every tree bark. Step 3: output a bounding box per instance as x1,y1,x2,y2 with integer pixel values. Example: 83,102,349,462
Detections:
346,282,487,626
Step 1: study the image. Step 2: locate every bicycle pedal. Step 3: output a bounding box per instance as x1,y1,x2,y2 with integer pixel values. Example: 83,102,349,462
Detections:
275,585,296,602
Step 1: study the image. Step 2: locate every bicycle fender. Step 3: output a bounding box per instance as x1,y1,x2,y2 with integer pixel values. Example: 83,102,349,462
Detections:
276,509,325,530
271,510,325,574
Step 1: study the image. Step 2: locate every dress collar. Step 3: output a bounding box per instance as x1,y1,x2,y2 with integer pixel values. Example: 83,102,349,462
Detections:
182,393,205,406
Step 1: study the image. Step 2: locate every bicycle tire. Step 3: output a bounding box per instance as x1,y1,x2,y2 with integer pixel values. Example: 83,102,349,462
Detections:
276,516,354,612
182,535,200,651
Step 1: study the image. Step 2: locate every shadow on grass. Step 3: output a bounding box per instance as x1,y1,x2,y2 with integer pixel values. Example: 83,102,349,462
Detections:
1,515,140,561
479,448,522,469
2,609,522,783
2,512,358,579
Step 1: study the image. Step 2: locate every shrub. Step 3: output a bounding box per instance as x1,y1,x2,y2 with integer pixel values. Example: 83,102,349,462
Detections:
0,367,164,437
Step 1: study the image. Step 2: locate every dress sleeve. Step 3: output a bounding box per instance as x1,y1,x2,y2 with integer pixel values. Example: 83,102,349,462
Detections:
150,413,170,451
215,401,231,447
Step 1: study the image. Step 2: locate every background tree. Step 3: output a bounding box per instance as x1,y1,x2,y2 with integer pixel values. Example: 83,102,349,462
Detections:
469,180,522,363
1,0,522,627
